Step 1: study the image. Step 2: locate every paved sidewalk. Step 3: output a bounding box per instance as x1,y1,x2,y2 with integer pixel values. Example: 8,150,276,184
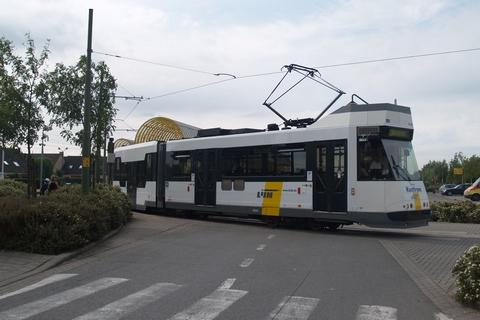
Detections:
0,225,125,289
0,251,53,287
345,222,480,319
345,222,480,293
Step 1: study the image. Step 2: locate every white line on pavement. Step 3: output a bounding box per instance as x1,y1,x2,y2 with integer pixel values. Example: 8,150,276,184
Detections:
73,282,182,320
435,312,454,320
240,258,254,268
355,305,397,320
0,273,78,301
0,277,128,320
167,279,247,320
257,244,267,251
219,278,236,290
267,234,275,240
268,296,319,320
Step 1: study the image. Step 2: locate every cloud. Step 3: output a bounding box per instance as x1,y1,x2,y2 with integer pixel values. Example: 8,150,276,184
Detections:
1,0,479,167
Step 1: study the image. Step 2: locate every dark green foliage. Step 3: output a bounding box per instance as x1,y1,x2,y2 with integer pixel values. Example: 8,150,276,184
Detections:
430,201,480,223
0,179,27,198
452,245,480,305
420,160,448,191
0,184,130,254
0,179,27,193
34,156,53,182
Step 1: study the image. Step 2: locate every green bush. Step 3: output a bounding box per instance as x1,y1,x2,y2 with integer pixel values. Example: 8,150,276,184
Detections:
430,201,480,223
452,245,480,305
0,184,131,254
0,179,27,198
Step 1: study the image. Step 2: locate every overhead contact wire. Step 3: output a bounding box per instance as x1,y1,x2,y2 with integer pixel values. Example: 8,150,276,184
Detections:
93,50,218,76
314,47,480,69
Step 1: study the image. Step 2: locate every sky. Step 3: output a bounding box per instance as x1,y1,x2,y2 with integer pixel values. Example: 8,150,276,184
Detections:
1,0,479,167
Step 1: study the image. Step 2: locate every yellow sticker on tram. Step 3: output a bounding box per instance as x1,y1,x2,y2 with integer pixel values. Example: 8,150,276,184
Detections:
413,192,421,210
261,181,283,216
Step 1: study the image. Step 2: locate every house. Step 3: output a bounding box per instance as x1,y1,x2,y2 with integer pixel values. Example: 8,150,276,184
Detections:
0,149,27,181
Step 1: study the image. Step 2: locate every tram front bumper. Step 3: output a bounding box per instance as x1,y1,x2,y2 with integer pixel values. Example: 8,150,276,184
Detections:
354,210,431,228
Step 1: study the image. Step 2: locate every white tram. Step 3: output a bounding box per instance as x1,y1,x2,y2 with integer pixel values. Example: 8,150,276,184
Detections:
113,102,430,228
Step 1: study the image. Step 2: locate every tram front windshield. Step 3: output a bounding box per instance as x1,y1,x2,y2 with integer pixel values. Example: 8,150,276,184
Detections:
358,138,421,181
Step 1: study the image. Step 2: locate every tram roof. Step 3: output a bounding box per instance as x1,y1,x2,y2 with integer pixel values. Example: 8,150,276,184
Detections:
331,103,411,115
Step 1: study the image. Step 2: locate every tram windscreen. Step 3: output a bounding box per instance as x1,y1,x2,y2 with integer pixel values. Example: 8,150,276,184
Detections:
358,138,420,181
382,139,420,181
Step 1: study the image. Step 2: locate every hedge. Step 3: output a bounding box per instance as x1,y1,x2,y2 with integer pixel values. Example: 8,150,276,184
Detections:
453,245,480,305
430,201,480,223
0,184,131,254
0,179,27,198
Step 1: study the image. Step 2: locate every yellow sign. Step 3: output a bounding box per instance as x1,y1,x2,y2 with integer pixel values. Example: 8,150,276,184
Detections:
453,167,464,175
82,156,91,168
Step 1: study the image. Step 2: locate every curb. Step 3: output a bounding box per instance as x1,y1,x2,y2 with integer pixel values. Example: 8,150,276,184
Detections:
0,225,124,289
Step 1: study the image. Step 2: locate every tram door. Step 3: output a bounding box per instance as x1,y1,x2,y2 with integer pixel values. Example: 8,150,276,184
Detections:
126,162,137,207
312,140,347,212
194,149,217,206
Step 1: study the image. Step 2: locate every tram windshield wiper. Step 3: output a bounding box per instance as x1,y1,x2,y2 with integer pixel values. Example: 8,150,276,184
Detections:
390,156,411,181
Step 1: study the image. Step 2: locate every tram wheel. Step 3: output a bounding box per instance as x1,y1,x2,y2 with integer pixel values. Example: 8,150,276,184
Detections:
265,217,280,228
326,223,340,231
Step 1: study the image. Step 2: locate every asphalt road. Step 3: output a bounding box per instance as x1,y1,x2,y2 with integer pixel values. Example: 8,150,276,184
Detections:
0,213,449,320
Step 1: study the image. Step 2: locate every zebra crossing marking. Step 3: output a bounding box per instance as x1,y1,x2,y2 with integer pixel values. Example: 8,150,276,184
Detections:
167,279,247,320
0,273,77,301
355,305,397,320
268,296,319,320
0,274,449,320
73,282,182,320
0,277,128,320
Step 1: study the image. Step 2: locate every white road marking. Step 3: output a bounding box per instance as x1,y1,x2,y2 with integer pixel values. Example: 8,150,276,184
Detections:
167,279,247,320
240,258,254,268
0,277,128,320
0,273,78,300
435,312,454,320
73,282,181,320
257,244,267,251
267,234,275,240
219,278,236,290
356,305,397,320
268,296,319,320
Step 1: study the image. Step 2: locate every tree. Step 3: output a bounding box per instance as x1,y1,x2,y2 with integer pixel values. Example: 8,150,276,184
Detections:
420,160,448,190
0,35,50,197
0,38,24,149
463,155,480,183
39,56,117,186
17,35,50,197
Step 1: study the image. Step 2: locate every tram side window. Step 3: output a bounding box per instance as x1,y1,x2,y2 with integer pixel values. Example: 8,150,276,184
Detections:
276,152,292,175
145,153,157,181
358,139,392,181
276,146,306,176
114,158,127,187
221,145,306,177
137,161,146,188
166,152,191,180
222,149,247,176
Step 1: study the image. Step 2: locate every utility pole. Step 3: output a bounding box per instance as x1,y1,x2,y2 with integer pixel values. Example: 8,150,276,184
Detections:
82,8,93,194
39,129,45,189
